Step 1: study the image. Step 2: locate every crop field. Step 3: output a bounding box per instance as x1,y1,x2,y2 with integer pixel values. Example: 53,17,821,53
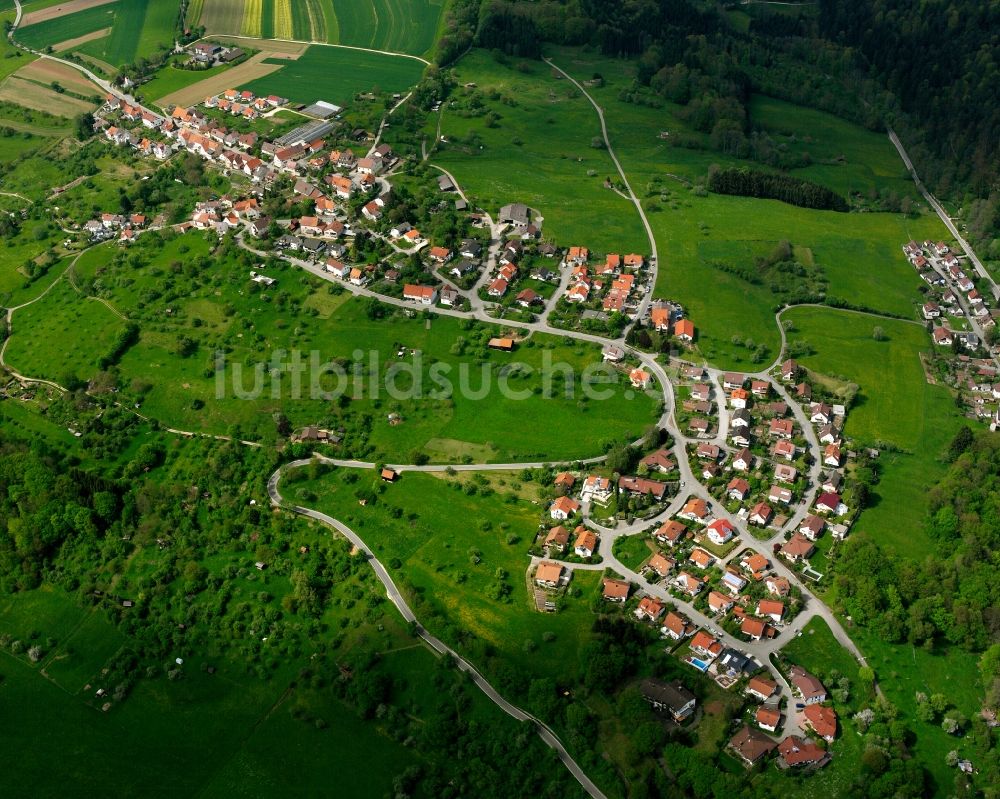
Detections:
15,1,119,51
152,49,298,108
240,44,424,107
434,51,648,256
15,233,658,458
196,0,443,54
336,0,443,55
73,0,179,67
0,75,97,116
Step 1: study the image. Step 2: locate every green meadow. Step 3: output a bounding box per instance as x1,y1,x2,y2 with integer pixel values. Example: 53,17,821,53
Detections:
6,233,658,459
543,47,952,368
433,50,649,256
291,467,604,703
240,44,425,107
782,306,967,558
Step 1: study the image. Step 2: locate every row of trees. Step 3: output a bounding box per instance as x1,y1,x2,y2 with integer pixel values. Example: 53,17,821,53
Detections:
707,166,850,211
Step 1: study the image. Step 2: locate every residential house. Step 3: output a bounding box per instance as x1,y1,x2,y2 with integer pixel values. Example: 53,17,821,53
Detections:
678,497,710,523
696,443,720,460
727,477,751,500
746,675,778,702
769,418,794,439
635,596,666,622
732,448,753,472
799,515,826,541
403,284,438,305
543,524,571,554
654,520,687,546
639,678,696,721
690,630,723,659
641,448,676,473
803,704,838,741
749,502,773,527
573,529,598,558
729,726,776,767
554,472,576,491
534,561,567,588
756,706,782,733
823,444,842,467
675,319,695,341
772,440,797,461
706,518,735,546
661,611,694,640
674,571,704,596
630,368,652,390
777,736,829,769
815,492,843,515
550,496,580,520
646,553,675,579
602,578,630,602
741,616,768,641
708,591,734,614
775,464,798,483
780,534,815,562
789,665,827,704
689,548,715,570
618,476,668,501
581,475,613,503
767,486,793,505
766,576,791,597
757,599,785,623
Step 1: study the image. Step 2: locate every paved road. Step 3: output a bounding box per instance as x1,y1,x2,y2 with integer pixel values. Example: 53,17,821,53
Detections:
888,128,997,293
267,461,608,799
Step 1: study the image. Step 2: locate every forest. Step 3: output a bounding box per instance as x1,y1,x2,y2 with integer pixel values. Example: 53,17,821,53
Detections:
706,167,849,212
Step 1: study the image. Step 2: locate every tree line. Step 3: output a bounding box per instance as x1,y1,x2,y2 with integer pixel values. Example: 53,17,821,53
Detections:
707,166,849,211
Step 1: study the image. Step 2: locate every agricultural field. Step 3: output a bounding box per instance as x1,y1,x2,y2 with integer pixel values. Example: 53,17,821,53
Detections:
74,0,180,67
149,49,301,109
195,0,444,55
14,0,119,51
240,44,425,107
433,50,649,257
5,232,659,459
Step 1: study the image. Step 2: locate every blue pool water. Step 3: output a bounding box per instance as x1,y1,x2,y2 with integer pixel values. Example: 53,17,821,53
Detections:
689,657,710,672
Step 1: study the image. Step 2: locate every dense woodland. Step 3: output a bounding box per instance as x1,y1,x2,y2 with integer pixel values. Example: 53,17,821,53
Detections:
436,0,1000,261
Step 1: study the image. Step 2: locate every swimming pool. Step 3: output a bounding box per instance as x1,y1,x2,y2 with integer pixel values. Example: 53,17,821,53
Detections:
688,657,710,672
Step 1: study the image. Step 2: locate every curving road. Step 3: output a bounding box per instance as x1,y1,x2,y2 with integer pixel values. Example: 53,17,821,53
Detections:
543,58,659,322
267,461,608,799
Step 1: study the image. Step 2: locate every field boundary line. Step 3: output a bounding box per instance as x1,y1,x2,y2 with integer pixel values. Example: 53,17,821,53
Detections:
192,33,430,65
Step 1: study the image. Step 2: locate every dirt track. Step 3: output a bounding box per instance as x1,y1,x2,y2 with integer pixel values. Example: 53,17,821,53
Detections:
20,0,116,27
51,26,110,52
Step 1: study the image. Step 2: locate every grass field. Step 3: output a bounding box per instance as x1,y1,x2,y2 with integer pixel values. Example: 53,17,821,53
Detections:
434,51,648,256
196,0,443,54
544,47,953,368
11,233,658,458
782,306,967,558
240,44,425,107
15,1,119,51
293,468,604,685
